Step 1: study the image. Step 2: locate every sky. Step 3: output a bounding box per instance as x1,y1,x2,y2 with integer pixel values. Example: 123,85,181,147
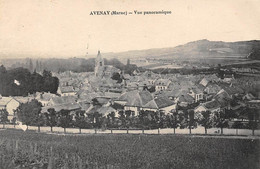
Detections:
0,0,260,59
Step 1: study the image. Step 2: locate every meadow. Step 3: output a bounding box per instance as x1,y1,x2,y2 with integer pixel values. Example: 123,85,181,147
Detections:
0,129,259,169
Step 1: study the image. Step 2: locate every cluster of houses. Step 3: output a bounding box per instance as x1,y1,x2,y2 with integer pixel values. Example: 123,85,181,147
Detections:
1,51,260,123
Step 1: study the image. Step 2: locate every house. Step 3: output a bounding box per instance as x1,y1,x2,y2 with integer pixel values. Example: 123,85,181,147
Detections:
114,90,175,115
204,83,222,94
142,96,176,114
48,96,77,106
243,93,256,101
41,102,81,114
194,99,222,113
0,96,20,121
213,89,232,109
188,85,204,102
199,74,219,87
58,86,76,96
35,92,57,106
154,79,171,91
247,100,260,109
97,105,119,117
222,74,235,83
115,90,153,115
174,94,195,107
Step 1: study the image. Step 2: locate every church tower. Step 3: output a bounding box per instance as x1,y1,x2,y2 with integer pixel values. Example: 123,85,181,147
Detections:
94,50,104,77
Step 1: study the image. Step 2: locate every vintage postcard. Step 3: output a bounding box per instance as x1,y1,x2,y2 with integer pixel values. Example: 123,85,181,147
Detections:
0,0,259,168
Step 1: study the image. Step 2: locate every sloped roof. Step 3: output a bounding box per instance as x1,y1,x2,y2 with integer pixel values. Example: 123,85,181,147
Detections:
78,92,104,102
214,89,231,107
205,83,222,93
202,99,221,110
97,106,116,116
190,85,204,94
50,96,76,105
243,93,256,100
41,102,81,113
13,97,34,104
117,90,153,107
60,86,75,93
0,97,13,106
104,92,121,99
199,77,209,87
86,105,102,114
78,101,91,111
154,79,171,86
177,94,194,103
154,97,174,108
35,92,57,101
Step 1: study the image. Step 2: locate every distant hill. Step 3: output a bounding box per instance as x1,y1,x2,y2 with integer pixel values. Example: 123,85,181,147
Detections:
1,57,126,73
101,39,260,60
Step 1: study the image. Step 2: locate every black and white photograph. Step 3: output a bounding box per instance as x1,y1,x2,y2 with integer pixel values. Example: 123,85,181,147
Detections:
0,0,259,168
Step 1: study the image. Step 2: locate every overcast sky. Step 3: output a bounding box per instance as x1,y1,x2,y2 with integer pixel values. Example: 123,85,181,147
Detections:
0,0,260,59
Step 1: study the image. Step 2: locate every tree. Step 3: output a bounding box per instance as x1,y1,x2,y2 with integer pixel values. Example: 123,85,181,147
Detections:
187,109,196,134
16,99,42,130
0,109,8,128
111,72,122,83
0,65,7,74
196,111,214,134
92,98,101,106
232,121,245,135
45,108,57,132
170,111,179,134
125,110,132,130
248,107,259,136
213,110,229,134
118,110,126,128
58,109,72,133
107,111,116,128
29,59,33,73
34,112,45,132
74,110,88,133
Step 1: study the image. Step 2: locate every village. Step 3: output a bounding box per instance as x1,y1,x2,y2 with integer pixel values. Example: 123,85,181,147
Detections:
0,51,259,134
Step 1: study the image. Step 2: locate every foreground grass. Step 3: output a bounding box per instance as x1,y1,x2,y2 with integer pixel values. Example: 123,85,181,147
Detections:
0,129,259,169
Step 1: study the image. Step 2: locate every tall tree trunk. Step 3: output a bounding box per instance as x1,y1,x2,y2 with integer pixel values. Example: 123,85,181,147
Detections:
236,129,238,135
64,127,66,134
189,127,192,135
79,128,81,134
158,128,160,135
51,126,53,133
252,129,255,136
204,127,207,135
111,129,113,134
38,126,40,132
95,128,97,134
173,127,176,134
221,127,223,135
127,128,129,134
142,128,144,134
26,125,28,131
3,123,5,129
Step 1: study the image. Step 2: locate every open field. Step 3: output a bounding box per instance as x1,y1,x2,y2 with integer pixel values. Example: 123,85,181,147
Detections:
0,129,259,169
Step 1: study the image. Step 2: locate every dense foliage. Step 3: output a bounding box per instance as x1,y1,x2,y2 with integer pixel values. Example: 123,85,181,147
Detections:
7,99,259,135
0,66,59,96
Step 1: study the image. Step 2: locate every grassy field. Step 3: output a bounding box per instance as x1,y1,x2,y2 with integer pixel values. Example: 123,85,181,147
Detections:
0,129,259,169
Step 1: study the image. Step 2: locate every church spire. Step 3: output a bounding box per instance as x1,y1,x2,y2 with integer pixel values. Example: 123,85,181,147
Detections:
95,50,104,77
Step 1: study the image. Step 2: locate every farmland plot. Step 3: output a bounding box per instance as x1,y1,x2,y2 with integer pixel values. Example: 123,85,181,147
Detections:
0,129,259,169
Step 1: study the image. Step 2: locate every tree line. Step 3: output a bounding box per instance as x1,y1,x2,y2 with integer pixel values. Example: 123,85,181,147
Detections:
1,99,257,135
0,65,59,96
